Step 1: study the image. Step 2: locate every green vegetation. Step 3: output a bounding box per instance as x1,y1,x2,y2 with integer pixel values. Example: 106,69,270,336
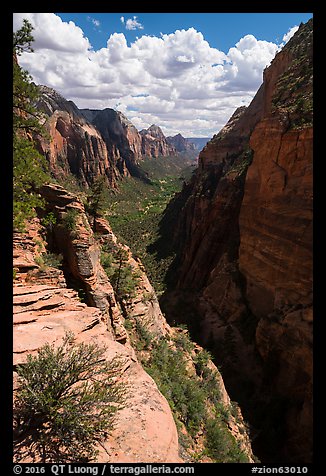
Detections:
40,212,57,229
35,251,63,270
105,156,194,294
145,338,206,436
271,19,312,129
62,209,79,232
13,20,50,231
225,148,254,178
100,244,141,301
85,176,109,229
13,333,126,463
127,321,249,462
141,290,156,304
205,418,248,462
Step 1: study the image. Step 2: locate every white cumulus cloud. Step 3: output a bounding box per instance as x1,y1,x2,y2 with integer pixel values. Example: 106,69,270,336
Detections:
13,13,300,137
13,13,91,52
282,25,299,43
125,16,144,31
224,35,279,91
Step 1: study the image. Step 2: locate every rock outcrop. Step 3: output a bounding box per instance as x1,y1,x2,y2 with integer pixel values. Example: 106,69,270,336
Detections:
13,201,181,463
81,108,143,176
166,133,197,153
140,124,176,158
36,86,119,188
13,181,255,463
37,183,127,342
35,89,183,188
13,280,181,462
161,19,313,463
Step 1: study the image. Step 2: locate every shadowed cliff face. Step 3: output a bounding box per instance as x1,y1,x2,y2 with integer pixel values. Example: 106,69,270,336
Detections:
35,88,179,187
160,19,313,463
13,183,255,463
166,133,196,153
81,108,144,177
35,87,121,188
140,124,177,158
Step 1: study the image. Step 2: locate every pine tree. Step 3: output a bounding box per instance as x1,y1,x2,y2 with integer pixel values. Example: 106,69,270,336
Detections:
13,19,50,231
86,176,108,230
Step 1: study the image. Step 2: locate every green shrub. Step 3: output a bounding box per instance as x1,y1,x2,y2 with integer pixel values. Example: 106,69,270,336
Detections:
194,349,213,377
42,252,63,269
35,252,63,270
123,316,133,331
134,320,153,350
62,209,79,232
85,176,108,229
101,247,141,301
111,263,140,300
100,251,114,277
141,291,156,304
34,254,46,271
41,212,57,228
173,330,194,353
145,339,206,436
13,333,126,463
205,418,248,463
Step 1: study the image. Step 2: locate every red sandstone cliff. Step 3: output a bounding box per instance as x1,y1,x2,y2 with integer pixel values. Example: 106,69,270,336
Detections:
140,124,176,158
36,86,120,188
36,89,181,188
81,108,143,176
161,19,313,463
13,183,254,463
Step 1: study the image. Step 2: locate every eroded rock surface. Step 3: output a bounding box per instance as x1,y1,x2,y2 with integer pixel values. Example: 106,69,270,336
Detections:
161,19,313,463
13,199,181,463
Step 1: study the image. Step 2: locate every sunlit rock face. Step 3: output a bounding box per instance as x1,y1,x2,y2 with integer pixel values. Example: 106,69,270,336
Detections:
140,124,177,158
162,19,313,463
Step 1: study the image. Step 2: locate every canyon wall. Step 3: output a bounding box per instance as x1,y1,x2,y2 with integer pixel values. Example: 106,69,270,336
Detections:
13,183,254,463
166,133,196,153
140,124,177,158
35,85,182,188
36,86,120,188
161,19,313,463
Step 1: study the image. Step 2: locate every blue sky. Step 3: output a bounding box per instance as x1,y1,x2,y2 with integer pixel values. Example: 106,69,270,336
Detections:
56,13,313,52
14,13,312,138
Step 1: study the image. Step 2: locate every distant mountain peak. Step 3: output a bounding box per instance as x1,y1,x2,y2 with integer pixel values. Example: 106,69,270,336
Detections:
141,124,165,139
36,85,81,118
166,133,196,152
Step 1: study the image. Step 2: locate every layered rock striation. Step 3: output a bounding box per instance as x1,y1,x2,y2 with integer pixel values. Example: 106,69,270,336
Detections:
140,124,176,158
36,86,119,188
13,189,181,463
13,183,254,463
81,108,143,176
35,87,184,188
161,19,313,463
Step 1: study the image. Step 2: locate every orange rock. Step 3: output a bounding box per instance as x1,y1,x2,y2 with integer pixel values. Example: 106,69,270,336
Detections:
13,213,182,463
163,19,313,463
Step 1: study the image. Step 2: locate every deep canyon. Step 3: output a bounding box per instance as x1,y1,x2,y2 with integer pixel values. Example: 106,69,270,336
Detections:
13,19,313,464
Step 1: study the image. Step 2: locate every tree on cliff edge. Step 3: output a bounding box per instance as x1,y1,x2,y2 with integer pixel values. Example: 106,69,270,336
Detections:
86,176,108,230
13,333,126,462
13,19,49,231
